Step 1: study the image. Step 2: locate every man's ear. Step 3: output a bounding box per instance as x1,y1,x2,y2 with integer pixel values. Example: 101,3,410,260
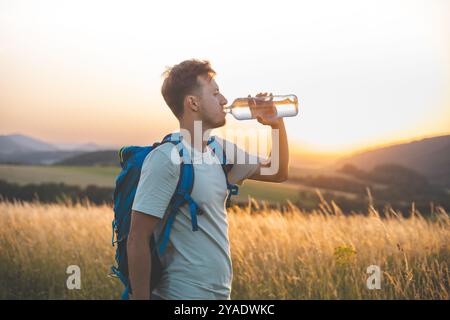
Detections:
184,95,200,112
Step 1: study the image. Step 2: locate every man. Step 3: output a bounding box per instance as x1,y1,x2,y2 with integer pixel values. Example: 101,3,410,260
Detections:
127,59,289,299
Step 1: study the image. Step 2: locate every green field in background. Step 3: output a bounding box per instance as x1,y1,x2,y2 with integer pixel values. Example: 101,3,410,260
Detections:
237,180,303,204
0,164,313,204
0,164,120,188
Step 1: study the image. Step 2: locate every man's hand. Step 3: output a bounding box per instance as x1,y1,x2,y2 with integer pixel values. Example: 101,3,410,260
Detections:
247,92,289,182
248,92,283,128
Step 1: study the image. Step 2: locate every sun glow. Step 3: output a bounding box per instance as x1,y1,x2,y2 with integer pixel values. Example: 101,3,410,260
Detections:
1,0,449,154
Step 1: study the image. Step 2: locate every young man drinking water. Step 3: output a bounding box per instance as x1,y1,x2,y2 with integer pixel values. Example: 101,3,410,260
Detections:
127,59,289,299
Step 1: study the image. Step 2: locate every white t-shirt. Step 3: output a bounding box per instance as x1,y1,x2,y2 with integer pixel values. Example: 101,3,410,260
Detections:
131,137,263,299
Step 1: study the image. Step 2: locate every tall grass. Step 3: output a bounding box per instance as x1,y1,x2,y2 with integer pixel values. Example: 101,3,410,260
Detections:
0,196,448,299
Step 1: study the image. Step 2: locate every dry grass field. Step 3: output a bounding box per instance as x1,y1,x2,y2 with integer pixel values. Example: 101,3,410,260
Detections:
0,196,448,299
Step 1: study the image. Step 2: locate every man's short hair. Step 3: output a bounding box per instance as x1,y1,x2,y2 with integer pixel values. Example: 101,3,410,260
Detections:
161,59,216,120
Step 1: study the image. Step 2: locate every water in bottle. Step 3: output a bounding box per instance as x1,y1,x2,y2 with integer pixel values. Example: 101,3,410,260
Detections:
223,94,299,120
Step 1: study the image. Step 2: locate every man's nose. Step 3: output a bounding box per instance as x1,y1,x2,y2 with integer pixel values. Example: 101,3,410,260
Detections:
221,95,228,106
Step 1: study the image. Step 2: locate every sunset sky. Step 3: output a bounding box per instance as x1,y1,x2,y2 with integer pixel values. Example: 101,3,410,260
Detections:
1,0,449,155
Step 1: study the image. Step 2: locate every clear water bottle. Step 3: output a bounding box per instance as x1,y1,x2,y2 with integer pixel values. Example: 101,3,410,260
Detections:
223,94,299,120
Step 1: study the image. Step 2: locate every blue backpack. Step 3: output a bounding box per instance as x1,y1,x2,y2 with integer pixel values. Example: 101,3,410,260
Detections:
110,132,239,299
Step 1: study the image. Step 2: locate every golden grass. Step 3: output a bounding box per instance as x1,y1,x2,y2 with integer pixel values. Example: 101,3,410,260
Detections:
0,197,448,299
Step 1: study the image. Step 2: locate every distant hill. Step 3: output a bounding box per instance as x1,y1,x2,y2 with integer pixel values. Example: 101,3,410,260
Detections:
54,142,113,152
332,134,450,187
0,134,59,155
56,150,120,166
0,150,86,165
0,134,118,165
2,133,449,189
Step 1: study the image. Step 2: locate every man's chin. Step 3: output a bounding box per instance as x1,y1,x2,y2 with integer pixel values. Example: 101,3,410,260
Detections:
210,118,226,129
202,117,226,130
217,117,226,128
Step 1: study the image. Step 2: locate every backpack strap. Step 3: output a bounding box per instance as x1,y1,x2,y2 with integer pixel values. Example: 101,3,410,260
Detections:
154,133,200,255
153,133,239,256
207,136,239,208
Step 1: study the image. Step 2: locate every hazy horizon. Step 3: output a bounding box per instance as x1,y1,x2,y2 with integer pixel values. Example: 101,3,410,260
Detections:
1,130,449,161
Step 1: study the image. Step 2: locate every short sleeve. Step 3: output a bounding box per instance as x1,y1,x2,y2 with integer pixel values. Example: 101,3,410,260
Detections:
218,138,267,186
131,147,179,219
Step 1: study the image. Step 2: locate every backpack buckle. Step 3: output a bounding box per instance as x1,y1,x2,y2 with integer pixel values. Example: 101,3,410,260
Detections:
229,184,239,195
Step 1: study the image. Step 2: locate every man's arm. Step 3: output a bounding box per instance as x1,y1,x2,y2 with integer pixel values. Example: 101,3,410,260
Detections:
127,210,161,300
249,118,289,183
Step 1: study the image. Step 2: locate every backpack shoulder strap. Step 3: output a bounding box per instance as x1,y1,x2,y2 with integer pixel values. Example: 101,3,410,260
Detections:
154,133,201,255
207,136,239,208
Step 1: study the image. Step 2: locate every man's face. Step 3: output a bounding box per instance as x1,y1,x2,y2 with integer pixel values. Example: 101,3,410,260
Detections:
196,76,228,129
